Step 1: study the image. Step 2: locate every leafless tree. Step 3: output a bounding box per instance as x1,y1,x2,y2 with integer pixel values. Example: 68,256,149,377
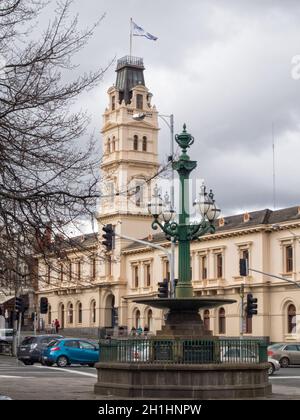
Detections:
0,0,110,287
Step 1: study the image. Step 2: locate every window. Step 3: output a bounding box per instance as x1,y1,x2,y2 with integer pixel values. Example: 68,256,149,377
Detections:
112,95,115,111
135,310,141,328
218,308,226,334
111,137,115,152
200,255,207,280
91,258,96,280
245,313,252,334
145,264,151,287
133,266,139,288
146,309,153,331
60,264,64,282
284,345,299,351
142,136,147,152
77,261,81,281
79,341,96,350
68,261,72,281
68,303,73,324
48,305,51,325
286,246,293,273
164,260,170,281
204,310,210,331
78,302,82,324
64,340,79,348
135,184,143,207
133,135,138,151
91,301,96,324
47,265,51,284
216,253,223,279
136,94,143,110
288,304,296,334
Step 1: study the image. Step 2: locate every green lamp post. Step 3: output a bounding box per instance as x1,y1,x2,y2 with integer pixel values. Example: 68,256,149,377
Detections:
148,124,220,298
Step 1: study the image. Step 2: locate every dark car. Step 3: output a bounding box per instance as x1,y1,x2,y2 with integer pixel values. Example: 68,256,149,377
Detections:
41,338,100,367
17,335,63,365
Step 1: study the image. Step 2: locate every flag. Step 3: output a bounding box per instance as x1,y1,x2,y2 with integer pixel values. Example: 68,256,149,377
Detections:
132,21,158,41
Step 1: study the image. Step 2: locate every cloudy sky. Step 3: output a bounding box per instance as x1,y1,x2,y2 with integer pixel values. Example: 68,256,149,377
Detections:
41,0,300,216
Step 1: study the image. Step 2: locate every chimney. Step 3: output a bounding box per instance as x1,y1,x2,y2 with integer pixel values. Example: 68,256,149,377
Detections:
243,212,250,223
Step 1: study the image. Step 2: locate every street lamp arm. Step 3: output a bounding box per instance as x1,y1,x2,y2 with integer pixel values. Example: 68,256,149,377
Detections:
249,267,300,288
152,218,178,238
189,221,215,240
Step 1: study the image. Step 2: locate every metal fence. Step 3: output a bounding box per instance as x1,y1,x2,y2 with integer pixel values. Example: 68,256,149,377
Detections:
99,338,268,365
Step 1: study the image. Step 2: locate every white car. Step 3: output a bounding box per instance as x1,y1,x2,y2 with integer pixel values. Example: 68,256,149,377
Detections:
267,357,280,375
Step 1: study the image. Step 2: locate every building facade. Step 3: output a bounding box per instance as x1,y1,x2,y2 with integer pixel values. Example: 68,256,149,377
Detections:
37,56,300,342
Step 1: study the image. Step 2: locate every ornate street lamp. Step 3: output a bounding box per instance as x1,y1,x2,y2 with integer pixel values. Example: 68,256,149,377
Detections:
148,124,221,298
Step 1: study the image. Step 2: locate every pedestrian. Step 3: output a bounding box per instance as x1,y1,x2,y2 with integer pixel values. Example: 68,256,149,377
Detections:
51,320,56,334
54,318,60,334
130,326,136,336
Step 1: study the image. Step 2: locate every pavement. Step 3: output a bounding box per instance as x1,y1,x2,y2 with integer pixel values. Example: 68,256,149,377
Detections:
0,355,300,400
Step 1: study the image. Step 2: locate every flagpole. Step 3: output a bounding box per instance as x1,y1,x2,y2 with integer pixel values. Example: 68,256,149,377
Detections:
130,17,133,56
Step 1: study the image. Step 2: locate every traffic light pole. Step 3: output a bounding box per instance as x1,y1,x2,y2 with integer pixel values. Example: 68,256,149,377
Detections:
239,283,245,338
248,267,300,288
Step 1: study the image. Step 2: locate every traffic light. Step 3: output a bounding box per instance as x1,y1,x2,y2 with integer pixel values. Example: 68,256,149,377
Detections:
40,297,48,314
158,279,169,298
102,224,114,251
239,258,248,277
15,297,23,312
246,293,258,318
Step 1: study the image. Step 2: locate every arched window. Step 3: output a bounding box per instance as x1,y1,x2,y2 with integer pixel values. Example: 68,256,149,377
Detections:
67,303,73,324
245,314,252,334
135,310,141,329
136,94,143,110
78,302,82,324
133,135,138,151
288,304,296,334
111,136,115,152
48,305,52,325
142,136,147,152
218,308,226,334
91,300,96,324
146,309,153,332
204,309,210,331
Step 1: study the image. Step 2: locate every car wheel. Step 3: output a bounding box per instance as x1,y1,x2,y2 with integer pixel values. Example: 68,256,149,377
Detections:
56,356,69,367
88,363,95,367
268,363,275,375
45,362,53,367
280,357,289,368
23,361,34,366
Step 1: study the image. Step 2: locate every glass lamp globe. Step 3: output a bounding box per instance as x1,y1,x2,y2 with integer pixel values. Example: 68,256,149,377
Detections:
162,192,175,223
147,185,163,217
197,183,211,217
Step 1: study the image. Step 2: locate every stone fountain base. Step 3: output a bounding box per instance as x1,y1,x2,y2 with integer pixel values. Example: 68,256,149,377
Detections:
94,362,271,399
94,298,272,399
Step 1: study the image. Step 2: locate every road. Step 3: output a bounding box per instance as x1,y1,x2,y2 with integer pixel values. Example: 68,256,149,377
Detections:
1,355,300,400
269,366,300,399
0,355,103,400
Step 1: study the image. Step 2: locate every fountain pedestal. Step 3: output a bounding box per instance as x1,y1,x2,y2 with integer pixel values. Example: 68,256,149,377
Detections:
94,297,272,399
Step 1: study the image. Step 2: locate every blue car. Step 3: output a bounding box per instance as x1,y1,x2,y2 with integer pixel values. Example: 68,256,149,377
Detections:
41,338,100,367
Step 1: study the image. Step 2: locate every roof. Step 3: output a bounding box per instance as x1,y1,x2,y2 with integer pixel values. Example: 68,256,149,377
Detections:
123,206,300,251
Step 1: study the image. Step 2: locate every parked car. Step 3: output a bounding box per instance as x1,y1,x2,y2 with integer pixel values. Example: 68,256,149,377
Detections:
17,335,63,365
267,357,281,375
0,329,14,344
220,346,259,363
268,343,300,367
41,338,100,367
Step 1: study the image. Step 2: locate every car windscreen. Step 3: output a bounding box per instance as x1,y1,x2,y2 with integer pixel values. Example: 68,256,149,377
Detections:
47,339,60,347
21,337,37,346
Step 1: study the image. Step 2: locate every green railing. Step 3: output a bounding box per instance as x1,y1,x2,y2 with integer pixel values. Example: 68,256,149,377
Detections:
99,338,268,365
